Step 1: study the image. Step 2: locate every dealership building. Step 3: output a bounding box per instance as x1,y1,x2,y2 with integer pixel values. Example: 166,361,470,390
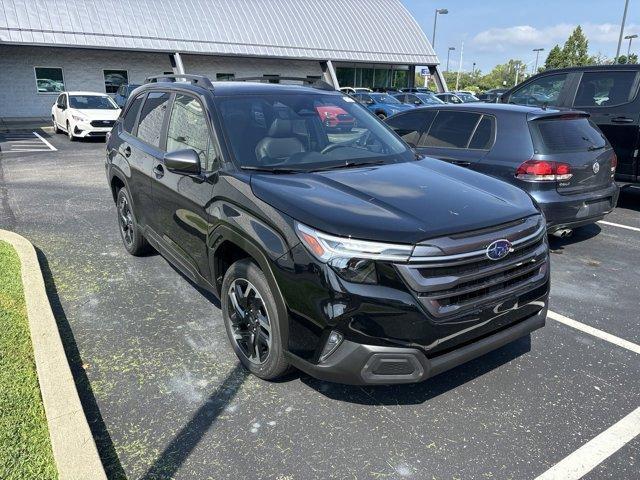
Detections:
0,0,442,119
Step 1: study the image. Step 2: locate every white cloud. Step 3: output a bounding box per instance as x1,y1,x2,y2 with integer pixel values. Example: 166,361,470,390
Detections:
471,22,640,53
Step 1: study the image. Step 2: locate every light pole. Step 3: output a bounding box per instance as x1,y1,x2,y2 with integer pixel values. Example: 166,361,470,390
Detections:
625,34,638,59
615,0,630,63
472,62,476,75
533,48,544,72
432,8,448,49
446,47,455,72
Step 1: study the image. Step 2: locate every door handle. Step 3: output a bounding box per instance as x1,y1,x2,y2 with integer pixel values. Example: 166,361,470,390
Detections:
153,164,164,178
611,116,634,124
123,146,131,157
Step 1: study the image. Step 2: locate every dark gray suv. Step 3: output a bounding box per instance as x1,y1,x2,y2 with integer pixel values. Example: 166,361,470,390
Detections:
386,103,620,235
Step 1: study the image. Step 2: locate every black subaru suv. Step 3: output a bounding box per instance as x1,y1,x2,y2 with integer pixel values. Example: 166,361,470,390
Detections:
106,75,549,385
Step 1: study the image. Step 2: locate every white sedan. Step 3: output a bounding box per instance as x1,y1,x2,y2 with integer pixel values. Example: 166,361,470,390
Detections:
51,91,121,141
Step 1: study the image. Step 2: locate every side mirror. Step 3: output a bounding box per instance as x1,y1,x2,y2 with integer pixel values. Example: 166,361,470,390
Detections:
164,148,201,175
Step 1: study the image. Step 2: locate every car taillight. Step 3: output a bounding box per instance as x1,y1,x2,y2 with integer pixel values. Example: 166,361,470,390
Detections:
515,160,573,182
610,153,617,173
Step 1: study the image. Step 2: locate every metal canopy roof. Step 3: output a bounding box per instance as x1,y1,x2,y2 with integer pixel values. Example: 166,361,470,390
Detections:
0,0,438,65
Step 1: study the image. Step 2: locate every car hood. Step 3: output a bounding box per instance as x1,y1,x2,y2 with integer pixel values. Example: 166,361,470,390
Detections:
251,158,539,244
70,108,121,120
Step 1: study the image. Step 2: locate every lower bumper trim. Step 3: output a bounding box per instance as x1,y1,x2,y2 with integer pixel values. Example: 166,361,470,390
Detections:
287,307,547,385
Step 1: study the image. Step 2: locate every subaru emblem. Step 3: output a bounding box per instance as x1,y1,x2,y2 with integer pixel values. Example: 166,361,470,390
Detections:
486,239,513,261
592,162,600,174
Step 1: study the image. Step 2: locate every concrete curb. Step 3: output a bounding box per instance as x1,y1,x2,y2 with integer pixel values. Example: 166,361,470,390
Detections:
0,230,107,480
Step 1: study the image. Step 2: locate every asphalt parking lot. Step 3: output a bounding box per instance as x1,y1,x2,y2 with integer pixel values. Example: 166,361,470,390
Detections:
1,129,639,480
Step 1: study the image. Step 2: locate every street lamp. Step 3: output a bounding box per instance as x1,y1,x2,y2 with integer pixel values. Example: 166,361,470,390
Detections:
533,48,544,72
615,0,630,62
432,8,448,49
472,62,476,75
446,47,455,72
625,34,638,58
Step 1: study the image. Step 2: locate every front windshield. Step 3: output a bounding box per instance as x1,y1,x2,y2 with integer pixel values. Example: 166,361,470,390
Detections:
416,93,444,105
69,95,118,110
371,94,401,105
216,93,411,172
458,93,480,102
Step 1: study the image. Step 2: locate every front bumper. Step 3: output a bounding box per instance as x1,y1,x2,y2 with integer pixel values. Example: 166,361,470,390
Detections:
288,305,546,385
73,121,114,137
533,182,620,232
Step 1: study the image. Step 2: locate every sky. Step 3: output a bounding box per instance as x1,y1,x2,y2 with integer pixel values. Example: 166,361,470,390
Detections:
400,0,640,74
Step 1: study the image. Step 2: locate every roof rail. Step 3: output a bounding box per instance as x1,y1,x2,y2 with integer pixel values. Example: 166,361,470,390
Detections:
232,76,336,91
144,74,214,90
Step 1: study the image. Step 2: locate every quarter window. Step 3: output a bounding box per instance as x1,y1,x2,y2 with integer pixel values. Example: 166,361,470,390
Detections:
574,71,639,107
166,94,217,171
468,116,495,150
510,73,568,106
35,67,65,93
137,92,170,147
422,111,482,148
122,95,144,134
103,70,129,94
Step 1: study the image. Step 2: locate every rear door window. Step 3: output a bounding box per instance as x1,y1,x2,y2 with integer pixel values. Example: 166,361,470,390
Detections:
386,110,437,146
137,91,170,147
421,111,482,148
573,70,639,107
529,117,607,154
510,73,568,106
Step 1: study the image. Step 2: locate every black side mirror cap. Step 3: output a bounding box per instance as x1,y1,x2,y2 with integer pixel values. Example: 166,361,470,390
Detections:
164,148,201,175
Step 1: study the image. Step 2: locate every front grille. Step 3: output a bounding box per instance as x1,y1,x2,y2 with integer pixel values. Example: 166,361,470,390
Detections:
90,120,115,127
395,220,548,318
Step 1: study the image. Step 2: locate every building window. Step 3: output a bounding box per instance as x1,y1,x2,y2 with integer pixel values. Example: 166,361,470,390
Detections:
104,70,129,94
216,73,235,81
35,67,65,93
263,75,280,84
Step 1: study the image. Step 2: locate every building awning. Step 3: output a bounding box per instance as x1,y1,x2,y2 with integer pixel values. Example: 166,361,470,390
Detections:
0,0,438,65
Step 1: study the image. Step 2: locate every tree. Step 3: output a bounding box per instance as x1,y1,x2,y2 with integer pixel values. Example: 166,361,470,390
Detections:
544,45,564,69
561,26,590,66
617,53,638,64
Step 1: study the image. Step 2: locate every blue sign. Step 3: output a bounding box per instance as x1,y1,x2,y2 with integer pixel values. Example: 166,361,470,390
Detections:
420,68,430,76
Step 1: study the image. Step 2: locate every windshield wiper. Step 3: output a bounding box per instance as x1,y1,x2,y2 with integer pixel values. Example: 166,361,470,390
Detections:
587,144,606,151
241,166,304,174
309,160,385,172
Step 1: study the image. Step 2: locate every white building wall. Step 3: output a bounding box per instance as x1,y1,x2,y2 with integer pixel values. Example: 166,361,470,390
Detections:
0,45,324,118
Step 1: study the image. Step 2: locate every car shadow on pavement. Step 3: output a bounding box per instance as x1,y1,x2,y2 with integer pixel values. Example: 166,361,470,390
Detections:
141,363,248,480
37,248,127,480
617,187,640,213
548,223,601,252
301,334,532,405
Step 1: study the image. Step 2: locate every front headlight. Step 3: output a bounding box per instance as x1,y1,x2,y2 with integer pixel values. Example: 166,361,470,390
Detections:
295,222,413,263
72,114,88,122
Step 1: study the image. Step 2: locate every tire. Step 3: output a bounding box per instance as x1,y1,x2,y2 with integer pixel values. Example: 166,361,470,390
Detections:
67,121,75,141
376,112,387,120
221,259,290,380
115,187,150,256
52,116,61,134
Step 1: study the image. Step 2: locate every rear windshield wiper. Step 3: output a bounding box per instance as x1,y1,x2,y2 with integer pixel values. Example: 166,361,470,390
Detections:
241,166,304,174
587,144,606,151
309,160,385,172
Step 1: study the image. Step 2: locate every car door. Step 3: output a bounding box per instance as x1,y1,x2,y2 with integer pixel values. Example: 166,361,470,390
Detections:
570,69,640,182
56,94,68,127
503,72,575,107
151,92,217,279
125,91,171,231
414,110,493,168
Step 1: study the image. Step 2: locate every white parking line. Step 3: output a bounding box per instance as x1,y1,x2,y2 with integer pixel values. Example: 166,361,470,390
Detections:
32,131,57,151
598,220,640,233
535,406,640,480
548,310,640,355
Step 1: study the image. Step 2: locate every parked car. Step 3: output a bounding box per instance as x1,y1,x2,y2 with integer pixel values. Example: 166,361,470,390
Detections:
400,87,435,93
51,91,121,140
501,65,640,185
106,75,549,385
315,105,355,131
352,92,413,118
114,83,141,107
339,87,372,95
394,92,444,106
434,92,464,104
477,88,508,103
385,103,620,234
